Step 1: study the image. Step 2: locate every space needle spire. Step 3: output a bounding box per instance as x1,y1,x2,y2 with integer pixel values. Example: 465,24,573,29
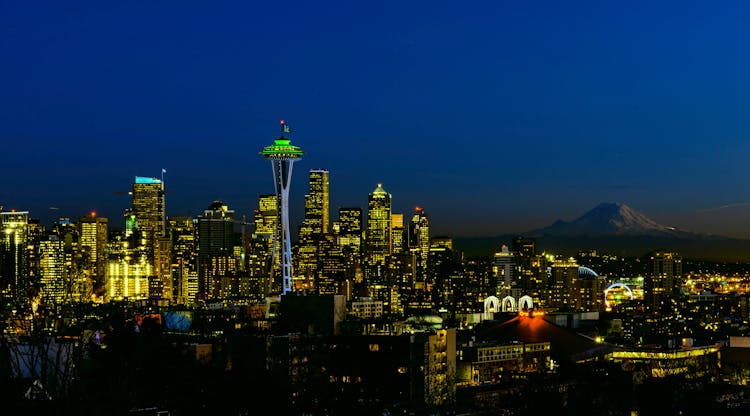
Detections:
260,120,304,296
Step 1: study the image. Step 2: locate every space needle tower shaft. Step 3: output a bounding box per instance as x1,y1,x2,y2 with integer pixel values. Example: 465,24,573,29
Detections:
260,120,304,295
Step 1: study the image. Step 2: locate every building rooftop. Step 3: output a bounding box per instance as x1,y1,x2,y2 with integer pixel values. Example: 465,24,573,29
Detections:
475,314,613,363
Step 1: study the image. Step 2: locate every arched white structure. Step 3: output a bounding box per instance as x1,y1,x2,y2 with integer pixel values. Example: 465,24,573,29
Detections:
578,266,599,278
518,295,534,311
604,282,634,309
483,296,500,320
501,296,516,312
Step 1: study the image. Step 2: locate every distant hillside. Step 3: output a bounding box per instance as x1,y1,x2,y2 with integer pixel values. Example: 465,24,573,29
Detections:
453,202,750,261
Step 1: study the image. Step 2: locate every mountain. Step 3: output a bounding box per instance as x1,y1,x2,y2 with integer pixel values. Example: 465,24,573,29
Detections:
453,202,750,261
527,202,698,238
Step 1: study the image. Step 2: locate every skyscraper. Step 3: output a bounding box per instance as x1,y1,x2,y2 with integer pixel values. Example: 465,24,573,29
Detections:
260,120,303,296
548,257,578,309
366,183,392,273
0,211,29,306
338,207,363,282
197,200,236,300
391,213,405,254
254,194,278,245
249,194,278,298
131,175,170,301
38,235,66,305
168,216,198,305
645,251,682,311
131,176,165,244
296,169,331,290
305,169,329,234
492,244,515,297
79,214,108,297
409,207,430,278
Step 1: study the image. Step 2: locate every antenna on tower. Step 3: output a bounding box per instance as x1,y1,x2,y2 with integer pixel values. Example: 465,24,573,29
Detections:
280,119,291,138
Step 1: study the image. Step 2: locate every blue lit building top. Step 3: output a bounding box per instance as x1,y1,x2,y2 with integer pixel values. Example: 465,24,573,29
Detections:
134,176,162,184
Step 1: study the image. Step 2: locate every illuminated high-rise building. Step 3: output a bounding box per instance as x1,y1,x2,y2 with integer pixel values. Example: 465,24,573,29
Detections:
296,169,330,290
0,211,29,305
197,200,236,300
391,213,405,254
645,251,682,311
338,207,363,282
409,207,430,277
105,232,150,302
492,244,515,297
548,257,579,309
305,169,329,234
317,233,344,295
168,216,198,305
38,235,67,305
131,176,165,244
79,214,108,296
575,267,605,312
260,120,303,295
249,194,279,297
255,194,278,244
366,183,392,273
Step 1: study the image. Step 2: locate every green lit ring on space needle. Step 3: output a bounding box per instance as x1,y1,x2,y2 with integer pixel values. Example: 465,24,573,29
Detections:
260,138,304,159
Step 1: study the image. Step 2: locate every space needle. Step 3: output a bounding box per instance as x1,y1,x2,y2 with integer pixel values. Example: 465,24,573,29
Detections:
260,120,304,296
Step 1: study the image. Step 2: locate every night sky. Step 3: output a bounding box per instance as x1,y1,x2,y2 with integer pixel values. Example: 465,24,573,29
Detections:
2,1,750,238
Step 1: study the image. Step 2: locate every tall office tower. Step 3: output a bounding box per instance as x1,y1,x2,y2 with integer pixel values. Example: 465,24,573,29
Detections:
391,213,405,254
296,169,331,290
548,258,579,310
510,236,537,297
0,211,29,306
645,251,683,312
387,250,416,309
79,214,108,297
260,120,303,295
427,243,463,308
250,194,279,296
317,233,344,295
23,219,47,306
49,218,90,303
338,207,363,282
153,235,172,301
255,194,278,246
409,207,430,278
492,244,515,297
168,216,198,305
305,169,329,234
366,183,392,274
38,235,67,305
575,268,605,312
131,176,165,245
197,200,236,300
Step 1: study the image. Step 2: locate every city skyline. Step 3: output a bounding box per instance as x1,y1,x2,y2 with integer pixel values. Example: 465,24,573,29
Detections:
3,2,750,237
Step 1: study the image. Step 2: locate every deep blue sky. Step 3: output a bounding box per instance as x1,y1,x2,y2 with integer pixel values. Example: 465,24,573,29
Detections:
2,1,750,237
